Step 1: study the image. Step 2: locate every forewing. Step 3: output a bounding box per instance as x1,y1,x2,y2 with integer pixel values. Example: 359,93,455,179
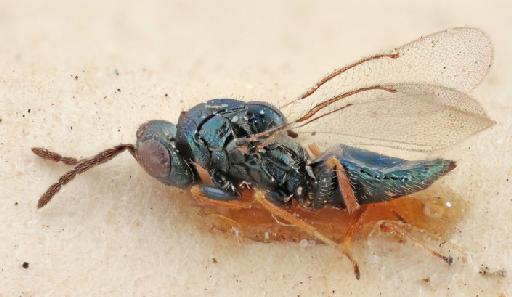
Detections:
281,27,493,119
289,84,495,152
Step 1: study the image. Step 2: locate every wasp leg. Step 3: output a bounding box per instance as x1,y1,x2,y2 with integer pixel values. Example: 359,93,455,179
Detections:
341,206,369,266
193,163,239,198
307,143,322,159
210,170,239,195
377,220,466,266
192,162,214,185
253,190,361,279
199,185,238,200
191,163,247,205
191,164,243,204
325,156,360,214
265,190,293,206
190,186,253,210
191,161,249,207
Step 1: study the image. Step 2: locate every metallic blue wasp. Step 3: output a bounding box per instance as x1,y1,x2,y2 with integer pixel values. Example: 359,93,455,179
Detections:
32,27,494,279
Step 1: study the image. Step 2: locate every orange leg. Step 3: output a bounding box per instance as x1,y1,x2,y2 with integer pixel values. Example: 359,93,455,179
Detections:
307,144,322,159
341,206,370,258
253,190,361,279
307,145,360,214
192,163,214,185
377,220,466,265
325,156,360,214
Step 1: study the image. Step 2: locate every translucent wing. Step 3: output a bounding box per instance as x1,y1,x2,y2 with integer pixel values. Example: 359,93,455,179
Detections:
272,27,494,152
285,27,492,109
285,83,494,152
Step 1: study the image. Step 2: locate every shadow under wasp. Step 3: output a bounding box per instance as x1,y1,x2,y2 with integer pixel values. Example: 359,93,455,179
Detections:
32,27,495,279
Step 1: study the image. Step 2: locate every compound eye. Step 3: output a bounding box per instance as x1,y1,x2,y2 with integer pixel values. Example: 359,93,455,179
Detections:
136,139,171,178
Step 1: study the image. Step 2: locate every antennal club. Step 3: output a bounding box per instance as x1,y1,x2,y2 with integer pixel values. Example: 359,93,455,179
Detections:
31,147,81,165
32,144,136,209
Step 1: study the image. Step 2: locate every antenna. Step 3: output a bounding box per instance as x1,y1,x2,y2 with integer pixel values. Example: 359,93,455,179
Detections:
32,144,136,208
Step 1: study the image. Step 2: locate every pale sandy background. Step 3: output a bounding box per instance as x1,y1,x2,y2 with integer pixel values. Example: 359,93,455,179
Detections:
1,1,511,296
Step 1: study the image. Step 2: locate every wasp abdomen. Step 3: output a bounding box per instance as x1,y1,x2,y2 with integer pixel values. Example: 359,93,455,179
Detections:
311,145,456,207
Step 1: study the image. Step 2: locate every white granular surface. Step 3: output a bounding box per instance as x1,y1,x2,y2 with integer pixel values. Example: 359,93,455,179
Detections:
1,1,510,296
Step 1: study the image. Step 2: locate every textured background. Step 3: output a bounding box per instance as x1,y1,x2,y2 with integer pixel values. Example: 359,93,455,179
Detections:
1,1,511,296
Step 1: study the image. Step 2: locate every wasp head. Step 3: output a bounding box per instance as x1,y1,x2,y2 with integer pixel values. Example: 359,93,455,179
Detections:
135,120,196,188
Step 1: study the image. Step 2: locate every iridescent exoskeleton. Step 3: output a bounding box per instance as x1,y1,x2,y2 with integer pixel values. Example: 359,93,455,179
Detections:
32,27,495,279
134,98,455,211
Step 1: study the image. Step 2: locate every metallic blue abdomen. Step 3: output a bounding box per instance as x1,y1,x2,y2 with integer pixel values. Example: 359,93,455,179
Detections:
311,145,456,208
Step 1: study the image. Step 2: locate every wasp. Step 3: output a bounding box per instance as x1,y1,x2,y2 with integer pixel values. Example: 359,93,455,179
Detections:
32,27,494,279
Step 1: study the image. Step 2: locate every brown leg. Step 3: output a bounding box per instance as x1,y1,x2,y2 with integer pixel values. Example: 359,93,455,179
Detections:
253,191,361,279
190,186,253,210
325,156,360,214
